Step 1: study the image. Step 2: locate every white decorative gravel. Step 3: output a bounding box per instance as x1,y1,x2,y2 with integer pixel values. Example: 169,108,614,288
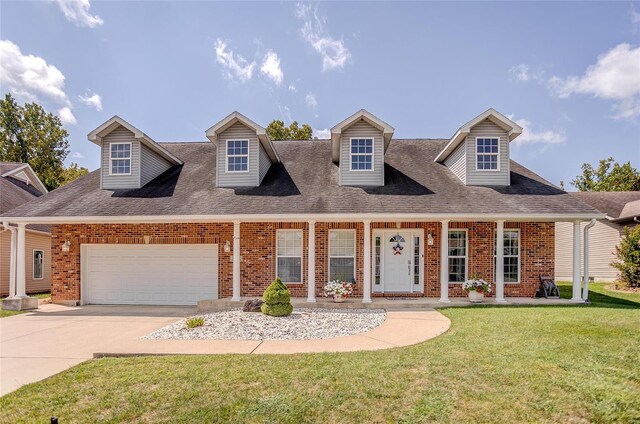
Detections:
142,308,386,341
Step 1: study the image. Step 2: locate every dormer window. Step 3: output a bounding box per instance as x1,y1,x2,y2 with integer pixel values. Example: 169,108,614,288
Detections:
476,137,499,171
110,142,131,175
226,140,249,172
350,138,373,171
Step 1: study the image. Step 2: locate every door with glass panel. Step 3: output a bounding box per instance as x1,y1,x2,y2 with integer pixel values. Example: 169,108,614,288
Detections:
372,230,423,293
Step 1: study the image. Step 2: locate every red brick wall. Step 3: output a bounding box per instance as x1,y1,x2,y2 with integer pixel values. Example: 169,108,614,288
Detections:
50,221,554,303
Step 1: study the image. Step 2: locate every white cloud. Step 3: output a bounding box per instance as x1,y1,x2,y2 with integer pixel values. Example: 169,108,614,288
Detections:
548,43,640,119
305,93,318,109
313,128,330,139
214,39,256,83
71,151,85,159
631,5,640,25
55,0,103,28
288,84,296,92
509,116,566,146
509,63,545,82
58,107,77,125
0,39,69,105
78,90,102,111
260,51,284,85
295,3,351,71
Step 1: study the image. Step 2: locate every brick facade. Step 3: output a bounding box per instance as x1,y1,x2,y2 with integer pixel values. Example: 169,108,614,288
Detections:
50,221,554,304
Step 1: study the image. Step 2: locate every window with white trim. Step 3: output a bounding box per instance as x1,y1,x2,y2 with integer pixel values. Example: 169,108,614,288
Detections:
448,230,467,283
227,140,249,172
329,230,356,283
110,143,131,175
476,138,499,170
350,138,373,170
33,250,44,280
276,230,303,283
494,229,520,283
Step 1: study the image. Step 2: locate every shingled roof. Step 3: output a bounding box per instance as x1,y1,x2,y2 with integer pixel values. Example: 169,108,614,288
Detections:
568,191,640,222
1,139,602,222
1,162,50,233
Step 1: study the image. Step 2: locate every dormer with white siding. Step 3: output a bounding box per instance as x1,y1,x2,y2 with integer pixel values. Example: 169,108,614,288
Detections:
88,116,183,190
331,109,394,187
435,108,522,186
206,112,280,188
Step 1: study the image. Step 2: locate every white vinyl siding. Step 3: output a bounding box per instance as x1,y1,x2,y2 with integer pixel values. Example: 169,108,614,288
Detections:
140,144,172,186
448,230,467,283
258,142,272,184
216,122,259,187
339,121,384,186
101,127,141,189
276,230,303,283
329,230,356,283
464,119,510,186
555,221,623,282
444,142,467,184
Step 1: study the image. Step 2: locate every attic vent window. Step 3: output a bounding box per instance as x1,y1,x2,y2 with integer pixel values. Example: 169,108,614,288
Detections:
226,140,249,172
110,142,131,175
350,138,373,171
476,137,499,171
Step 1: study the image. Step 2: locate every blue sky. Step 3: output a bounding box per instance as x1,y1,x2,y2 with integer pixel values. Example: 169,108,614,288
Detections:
1,1,639,188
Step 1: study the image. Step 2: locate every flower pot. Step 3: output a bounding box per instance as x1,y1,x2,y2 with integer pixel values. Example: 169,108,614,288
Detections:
467,290,484,303
333,295,346,303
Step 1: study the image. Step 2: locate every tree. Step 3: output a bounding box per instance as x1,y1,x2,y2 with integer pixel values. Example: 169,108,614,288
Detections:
0,93,86,190
60,162,89,186
571,157,640,192
266,119,312,141
611,226,640,288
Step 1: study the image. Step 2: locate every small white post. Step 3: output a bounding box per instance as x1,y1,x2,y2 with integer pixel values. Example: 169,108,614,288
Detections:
16,223,27,298
307,221,316,303
8,226,17,298
362,220,372,303
440,220,450,303
583,219,596,301
232,221,241,301
495,220,506,303
571,220,582,302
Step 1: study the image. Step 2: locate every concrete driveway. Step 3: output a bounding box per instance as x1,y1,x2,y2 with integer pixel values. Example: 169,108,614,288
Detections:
0,304,194,396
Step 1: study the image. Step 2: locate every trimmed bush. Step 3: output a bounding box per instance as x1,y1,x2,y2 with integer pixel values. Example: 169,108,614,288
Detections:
261,278,293,317
186,317,205,328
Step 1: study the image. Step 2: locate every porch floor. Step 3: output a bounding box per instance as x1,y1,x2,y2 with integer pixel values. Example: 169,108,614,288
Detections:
197,296,581,312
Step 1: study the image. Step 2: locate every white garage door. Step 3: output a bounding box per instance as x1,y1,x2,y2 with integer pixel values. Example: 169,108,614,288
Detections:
83,244,218,305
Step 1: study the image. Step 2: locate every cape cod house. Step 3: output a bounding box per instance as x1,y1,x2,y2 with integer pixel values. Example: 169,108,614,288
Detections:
1,109,603,308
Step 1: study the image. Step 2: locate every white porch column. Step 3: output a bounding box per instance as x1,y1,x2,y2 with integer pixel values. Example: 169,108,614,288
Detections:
307,221,316,303
495,220,506,303
8,226,17,298
583,219,596,301
439,220,450,303
232,220,241,301
362,220,372,303
571,220,582,302
16,223,27,298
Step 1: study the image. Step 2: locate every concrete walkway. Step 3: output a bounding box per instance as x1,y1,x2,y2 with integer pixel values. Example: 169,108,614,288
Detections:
0,304,450,396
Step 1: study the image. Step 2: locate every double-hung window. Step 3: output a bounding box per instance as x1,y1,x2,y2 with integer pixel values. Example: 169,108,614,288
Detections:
350,138,373,171
495,229,520,283
227,140,249,172
329,230,356,283
110,143,131,175
276,230,303,283
448,230,467,283
33,250,44,280
476,137,499,170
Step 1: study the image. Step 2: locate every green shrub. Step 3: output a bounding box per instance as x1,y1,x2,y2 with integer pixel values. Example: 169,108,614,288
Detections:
186,317,205,328
261,278,293,317
611,225,640,288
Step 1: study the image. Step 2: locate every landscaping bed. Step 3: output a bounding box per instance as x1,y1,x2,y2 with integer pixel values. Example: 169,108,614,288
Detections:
142,308,386,340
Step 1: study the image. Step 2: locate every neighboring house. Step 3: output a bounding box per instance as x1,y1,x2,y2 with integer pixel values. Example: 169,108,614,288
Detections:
556,191,640,282
1,109,602,306
1,162,51,296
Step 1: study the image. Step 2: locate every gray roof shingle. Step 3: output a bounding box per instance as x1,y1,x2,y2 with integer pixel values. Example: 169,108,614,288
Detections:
567,191,640,219
1,163,50,232
1,140,602,220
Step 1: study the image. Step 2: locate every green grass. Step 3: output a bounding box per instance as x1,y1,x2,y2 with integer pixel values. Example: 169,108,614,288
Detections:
0,292,50,318
1,284,638,423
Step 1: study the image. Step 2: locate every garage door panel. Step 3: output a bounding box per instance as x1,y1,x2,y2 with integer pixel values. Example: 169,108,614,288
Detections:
84,244,218,305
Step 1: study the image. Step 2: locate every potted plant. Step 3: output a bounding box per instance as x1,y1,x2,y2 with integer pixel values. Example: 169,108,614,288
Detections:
324,280,354,303
462,276,492,303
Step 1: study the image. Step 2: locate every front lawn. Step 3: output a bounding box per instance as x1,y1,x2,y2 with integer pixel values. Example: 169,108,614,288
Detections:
1,284,638,423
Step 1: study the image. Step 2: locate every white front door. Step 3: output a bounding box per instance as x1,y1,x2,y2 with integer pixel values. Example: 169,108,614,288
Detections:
373,230,423,293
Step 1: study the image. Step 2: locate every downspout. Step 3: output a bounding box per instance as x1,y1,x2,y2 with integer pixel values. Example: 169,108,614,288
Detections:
2,222,17,298
582,219,597,302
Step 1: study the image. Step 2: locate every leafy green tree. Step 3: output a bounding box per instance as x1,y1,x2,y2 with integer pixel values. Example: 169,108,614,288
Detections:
0,93,86,190
611,226,640,288
60,162,89,186
266,119,313,141
571,157,640,192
